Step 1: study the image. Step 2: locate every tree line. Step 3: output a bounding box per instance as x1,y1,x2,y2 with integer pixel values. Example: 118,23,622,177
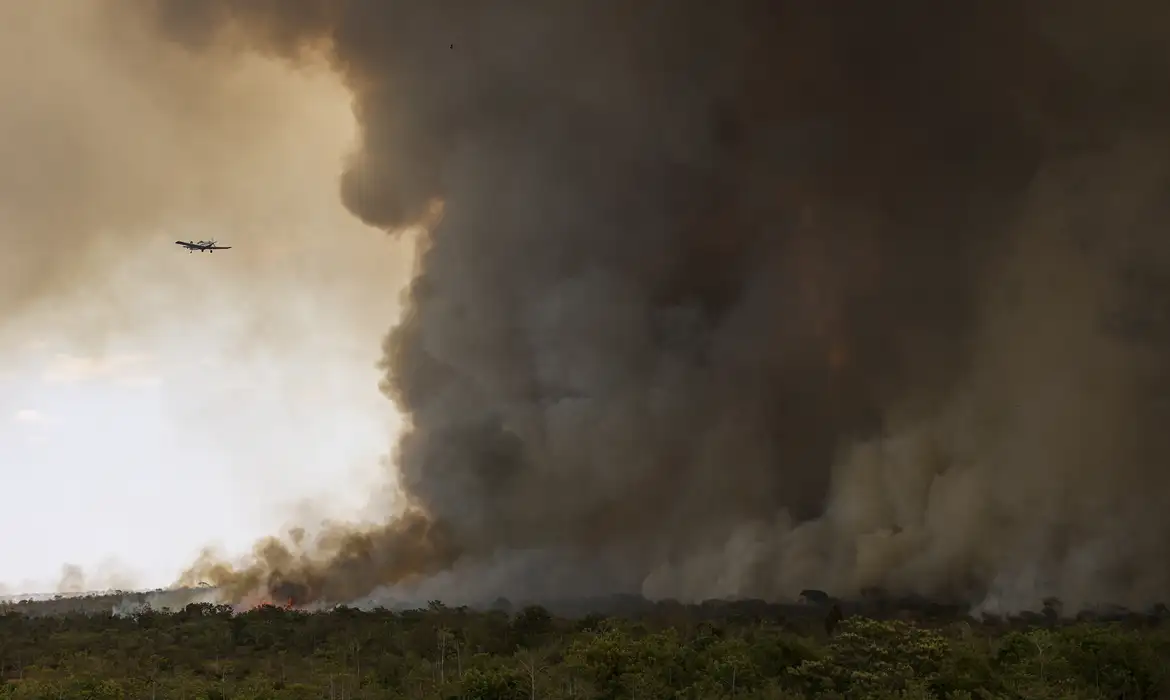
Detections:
0,594,1168,699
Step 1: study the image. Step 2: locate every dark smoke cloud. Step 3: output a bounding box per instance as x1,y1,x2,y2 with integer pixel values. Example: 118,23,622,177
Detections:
126,0,1170,611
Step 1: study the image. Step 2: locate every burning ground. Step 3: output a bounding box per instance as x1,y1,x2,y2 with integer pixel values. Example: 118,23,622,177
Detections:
88,0,1170,613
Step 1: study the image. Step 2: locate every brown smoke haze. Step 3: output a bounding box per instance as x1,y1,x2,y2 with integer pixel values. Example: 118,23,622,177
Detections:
90,0,1170,612
0,0,423,343
0,2,414,592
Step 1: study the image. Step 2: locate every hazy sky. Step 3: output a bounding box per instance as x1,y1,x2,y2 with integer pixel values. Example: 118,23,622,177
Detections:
0,2,413,594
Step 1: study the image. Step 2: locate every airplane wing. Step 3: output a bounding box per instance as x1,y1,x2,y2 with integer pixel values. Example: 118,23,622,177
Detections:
207,246,232,250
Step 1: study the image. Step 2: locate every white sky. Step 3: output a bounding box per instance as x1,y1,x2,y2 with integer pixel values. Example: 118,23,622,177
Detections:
0,4,416,594
0,274,406,593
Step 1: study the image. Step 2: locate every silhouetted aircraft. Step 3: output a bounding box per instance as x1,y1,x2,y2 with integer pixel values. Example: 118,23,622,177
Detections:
175,239,231,253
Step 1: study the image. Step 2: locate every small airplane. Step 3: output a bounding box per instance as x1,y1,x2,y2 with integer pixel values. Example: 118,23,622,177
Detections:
175,239,232,253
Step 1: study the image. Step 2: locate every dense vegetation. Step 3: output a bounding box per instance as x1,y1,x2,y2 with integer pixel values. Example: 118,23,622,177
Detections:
1,593,1168,699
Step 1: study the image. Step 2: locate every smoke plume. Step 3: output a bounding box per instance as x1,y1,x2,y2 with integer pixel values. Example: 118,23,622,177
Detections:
55,561,139,595
117,0,1170,612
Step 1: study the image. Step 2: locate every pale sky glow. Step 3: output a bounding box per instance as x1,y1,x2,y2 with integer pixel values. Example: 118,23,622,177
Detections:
12,408,43,422
0,5,417,595
0,289,404,593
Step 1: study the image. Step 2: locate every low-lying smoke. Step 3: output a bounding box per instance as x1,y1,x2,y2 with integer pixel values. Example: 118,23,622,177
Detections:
113,0,1170,612
56,562,139,595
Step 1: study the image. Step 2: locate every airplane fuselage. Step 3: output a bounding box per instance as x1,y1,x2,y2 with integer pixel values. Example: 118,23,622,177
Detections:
175,240,231,253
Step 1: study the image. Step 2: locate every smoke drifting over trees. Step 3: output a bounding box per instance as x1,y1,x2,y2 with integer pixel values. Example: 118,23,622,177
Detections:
115,0,1170,611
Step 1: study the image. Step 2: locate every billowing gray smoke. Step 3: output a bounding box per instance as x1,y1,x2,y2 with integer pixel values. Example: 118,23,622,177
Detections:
123,0,1170,611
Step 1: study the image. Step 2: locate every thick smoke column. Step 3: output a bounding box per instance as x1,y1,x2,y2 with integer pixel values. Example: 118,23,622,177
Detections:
132,0,1170,610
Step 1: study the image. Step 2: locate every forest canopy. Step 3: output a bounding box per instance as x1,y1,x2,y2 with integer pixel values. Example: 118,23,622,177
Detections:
1,592,1168,699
